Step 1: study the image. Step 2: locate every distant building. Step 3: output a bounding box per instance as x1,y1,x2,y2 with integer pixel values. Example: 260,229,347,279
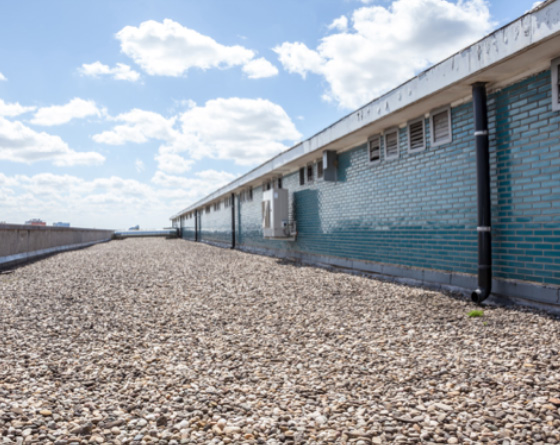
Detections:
53,222,70,227
129,225,140,231
25,219,46,226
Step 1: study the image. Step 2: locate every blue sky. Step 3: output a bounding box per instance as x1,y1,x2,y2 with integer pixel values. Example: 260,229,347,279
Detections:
0,0,536,229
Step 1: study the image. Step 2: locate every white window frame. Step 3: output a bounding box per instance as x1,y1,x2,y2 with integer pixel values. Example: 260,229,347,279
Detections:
368,134,381,163
407,117,426,153
383,128,399,161
552,57,560,112
430,106,452,147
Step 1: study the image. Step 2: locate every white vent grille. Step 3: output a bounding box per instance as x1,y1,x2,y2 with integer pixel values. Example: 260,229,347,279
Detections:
384,130,398,159
431,107,452,146
369,136,380,162
408,119,425,152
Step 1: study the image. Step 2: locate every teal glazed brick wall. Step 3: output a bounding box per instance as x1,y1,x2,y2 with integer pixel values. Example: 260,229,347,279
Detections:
200,204,233,246
490,70,560,285
180,214,196,241
183,69,560,287
237,104,480,273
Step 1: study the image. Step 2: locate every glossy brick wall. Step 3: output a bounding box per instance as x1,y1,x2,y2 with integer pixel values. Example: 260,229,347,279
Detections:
199,204,233,246
184,70,560,287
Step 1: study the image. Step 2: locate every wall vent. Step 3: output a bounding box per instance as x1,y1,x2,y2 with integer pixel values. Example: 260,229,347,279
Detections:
322,150,337,181
552,57,560,112
368,135,381,162
384,129,399,160
430,106,452,146
408,118,425,152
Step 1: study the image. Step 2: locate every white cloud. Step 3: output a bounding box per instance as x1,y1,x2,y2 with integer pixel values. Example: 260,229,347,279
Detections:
530,1,543,10
178,97,302,165
116,19,255,76
31,98,104,126
79,61,141,82
97,98,300,167
0,168,242,228
0,99,36,117
275,0,494,109
242,57,279,79
327,15,348,32
152,170,237,196
273,42,325,79
0,117,105,166
155,153,194,174
93,109,177,145
135,159,145,173
0,72,6,81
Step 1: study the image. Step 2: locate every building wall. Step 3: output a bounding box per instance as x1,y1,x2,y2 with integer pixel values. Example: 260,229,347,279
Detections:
200,204,233,247
178,69,560,289
180,214,196,241
490,71,560,285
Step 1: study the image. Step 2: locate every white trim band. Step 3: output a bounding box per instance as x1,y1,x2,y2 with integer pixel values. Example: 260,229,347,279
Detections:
477,226,491,232
474,130,488,136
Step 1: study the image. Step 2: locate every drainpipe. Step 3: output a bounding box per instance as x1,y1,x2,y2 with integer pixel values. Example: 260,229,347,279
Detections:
194,209,198,242
471,82,492,304
231,193,236,249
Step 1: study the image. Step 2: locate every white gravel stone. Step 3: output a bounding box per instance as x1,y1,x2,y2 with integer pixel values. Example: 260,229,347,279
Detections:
0,238,559,444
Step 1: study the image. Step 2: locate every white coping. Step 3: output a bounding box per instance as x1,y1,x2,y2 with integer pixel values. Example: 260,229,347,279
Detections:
171,0,560,220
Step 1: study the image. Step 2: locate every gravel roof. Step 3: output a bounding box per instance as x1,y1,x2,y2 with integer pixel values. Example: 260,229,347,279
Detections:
1,238,560,444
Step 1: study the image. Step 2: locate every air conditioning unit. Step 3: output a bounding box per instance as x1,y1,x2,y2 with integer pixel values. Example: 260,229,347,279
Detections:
262,188,296,240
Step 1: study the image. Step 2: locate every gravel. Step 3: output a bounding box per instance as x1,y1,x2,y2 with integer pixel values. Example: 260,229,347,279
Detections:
1,238,560,444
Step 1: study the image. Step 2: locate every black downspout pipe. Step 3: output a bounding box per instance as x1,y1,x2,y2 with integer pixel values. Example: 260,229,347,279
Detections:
194,209,198,242
231,193,236,249
472,82,492,304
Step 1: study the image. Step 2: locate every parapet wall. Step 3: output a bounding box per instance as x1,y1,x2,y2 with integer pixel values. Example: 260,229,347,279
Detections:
0,224,114,269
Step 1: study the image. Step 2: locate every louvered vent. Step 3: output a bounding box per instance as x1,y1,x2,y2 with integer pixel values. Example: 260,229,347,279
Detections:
409,120,425,151
385,131,398,158
369,136,380,162
432,109,450,144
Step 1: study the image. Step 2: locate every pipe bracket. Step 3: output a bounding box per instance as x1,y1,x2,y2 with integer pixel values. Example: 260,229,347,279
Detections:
474,130,489,136
477,226,491,232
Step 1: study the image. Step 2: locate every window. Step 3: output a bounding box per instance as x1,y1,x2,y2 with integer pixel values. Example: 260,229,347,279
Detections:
307,164,314,182
368,135,381,162
552,57,560,112
263,181,272,191
205,206,210,214
224,197,229,208
317,159,323,178
408,118,426,153
248,187,253,201
277,177,283,189
430,106,452,146
384,129,399,160
299,167,305,185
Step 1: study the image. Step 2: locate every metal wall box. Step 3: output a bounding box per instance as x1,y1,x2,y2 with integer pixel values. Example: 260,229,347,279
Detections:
262,188,295,239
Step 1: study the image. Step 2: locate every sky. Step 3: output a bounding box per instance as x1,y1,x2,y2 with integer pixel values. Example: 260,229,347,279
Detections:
0,0,538,230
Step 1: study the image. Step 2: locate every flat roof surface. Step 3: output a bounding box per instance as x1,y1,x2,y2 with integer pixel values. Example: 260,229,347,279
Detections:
1,238,559,444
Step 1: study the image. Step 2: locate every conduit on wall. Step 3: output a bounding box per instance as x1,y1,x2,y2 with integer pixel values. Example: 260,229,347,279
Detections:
471,82,492,304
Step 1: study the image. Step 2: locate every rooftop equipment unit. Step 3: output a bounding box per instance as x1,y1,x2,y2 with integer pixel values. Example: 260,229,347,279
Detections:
262,188,296,240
